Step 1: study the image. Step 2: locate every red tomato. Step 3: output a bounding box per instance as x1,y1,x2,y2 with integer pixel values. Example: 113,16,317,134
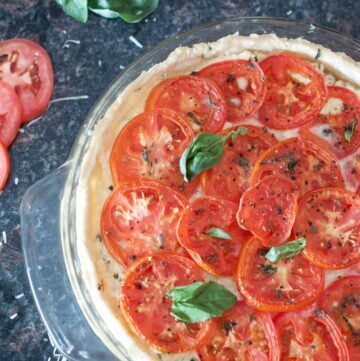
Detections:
110,109,197,198
145,75,227,132
101,180,188,268
237,175,299,246
274,307,349,361
300,86,360,159
250,137,344,196
176,196,251,276
0,140,10,191
293,188,360,269
201,125,277,203
120,253,212,353
198,60,266,122
236,237,324,312
0,38,53,122
258,53,327,129
0,81,22,146
318,276,360,360
196,301,280,361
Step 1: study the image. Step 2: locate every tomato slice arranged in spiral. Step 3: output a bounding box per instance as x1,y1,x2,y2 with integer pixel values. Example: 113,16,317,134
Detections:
101,180,188,268
258,53,327,129
293,187,360,269
120,253,212,353
0,140,10,191
145,75,227,132
196,301,280,361
198,59,266,122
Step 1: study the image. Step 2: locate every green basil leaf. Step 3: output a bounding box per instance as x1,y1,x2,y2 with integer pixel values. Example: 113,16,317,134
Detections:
168,281,237,323
56,0,88,23
265,238,306,263
206,228,233,240
237,126,248,136
344,118,358,143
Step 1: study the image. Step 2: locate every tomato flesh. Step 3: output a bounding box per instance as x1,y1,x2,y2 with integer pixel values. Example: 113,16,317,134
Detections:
0,140,10,191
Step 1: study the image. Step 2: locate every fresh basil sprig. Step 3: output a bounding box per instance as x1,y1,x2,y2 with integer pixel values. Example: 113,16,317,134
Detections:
179,126,248,182
206,227,233,240
167,281,237,323
265,237,306,263
344,118,357,143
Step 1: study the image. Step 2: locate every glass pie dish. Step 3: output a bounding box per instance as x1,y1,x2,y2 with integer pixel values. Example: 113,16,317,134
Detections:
19,17,360,361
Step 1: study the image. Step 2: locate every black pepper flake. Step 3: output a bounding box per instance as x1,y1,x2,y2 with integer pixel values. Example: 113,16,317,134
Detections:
224,321,237,336
226,73,235,83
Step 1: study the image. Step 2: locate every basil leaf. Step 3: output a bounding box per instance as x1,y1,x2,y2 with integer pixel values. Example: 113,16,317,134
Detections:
206,228,233,240
168,281,237,323
56,0,88,23
344,118,358,143
265,238,306,263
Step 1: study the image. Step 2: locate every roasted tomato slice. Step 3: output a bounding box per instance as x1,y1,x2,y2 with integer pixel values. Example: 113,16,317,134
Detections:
293,188,360,269
0,38,53,122
236,237,324,312
196,301,280,361
258,53,327,129
176,196,250,276
120,253,212,353
274,306,349,361
110,109,197,197
0,140,10,191
237,175,299,246
201,125,277,203
145,75,227,132
101,180,188,268
198,60,266,121
300,86,360,159
250,137,344,196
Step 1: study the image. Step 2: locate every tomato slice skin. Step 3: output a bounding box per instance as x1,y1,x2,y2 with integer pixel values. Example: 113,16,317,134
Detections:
196,300,281,361
250,137,344,196
110,109,197,198
120,253,212,353
145,75,227,133
236,237,325,312
258,53,327,129
201,125,277,203
101,180,188,268
237,175,299,246
293,187,360,269
0,38,53,122
0,140,10,191
198,60,267,122
274,306,349,361
177,196,251,276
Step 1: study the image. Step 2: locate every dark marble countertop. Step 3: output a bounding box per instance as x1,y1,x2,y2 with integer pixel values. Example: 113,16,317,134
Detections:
0,0,359,360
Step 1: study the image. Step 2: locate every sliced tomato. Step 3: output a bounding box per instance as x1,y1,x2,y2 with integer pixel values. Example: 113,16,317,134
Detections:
318,276,360,360
0,140,10,191
198,60,266,122
201,125,277,203
293,188,360,269
101,180,188,268
196,300,280,361
250,137,344,196
110,109,197,197
120,253,212,353
274,306,349,361
258,53,327,129
0,38,53,122
145,75,227,132
236,237,324,312
237,175,299,246
176,196,250,276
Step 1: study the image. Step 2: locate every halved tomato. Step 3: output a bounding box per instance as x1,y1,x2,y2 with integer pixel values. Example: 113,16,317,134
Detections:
110,109,197,197
293,188,360,269
176,196,250,276
237,175,299,246
236,237,324,312
145,75,227,132
250,137,344,196
258,53,327,129
196,301,280,361
0,38,53,122
274,307,349,360
101,180,188,268
198,60,266,121
0,140,10,191
201,125,277,203
120,253,212,353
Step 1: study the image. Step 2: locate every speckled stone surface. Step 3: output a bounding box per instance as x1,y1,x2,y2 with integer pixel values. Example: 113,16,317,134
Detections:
0,0,359,360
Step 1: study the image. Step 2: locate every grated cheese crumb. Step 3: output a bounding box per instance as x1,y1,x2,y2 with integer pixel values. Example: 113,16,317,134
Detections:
50,95,89,104
129,36,143,49
63,39,81,48
286,10,293,15
2,231,7,244
15,293,24,299
14,177,19,185
9,313,18,320
98,60,102,67
119,65,125,70
26,116,43,127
